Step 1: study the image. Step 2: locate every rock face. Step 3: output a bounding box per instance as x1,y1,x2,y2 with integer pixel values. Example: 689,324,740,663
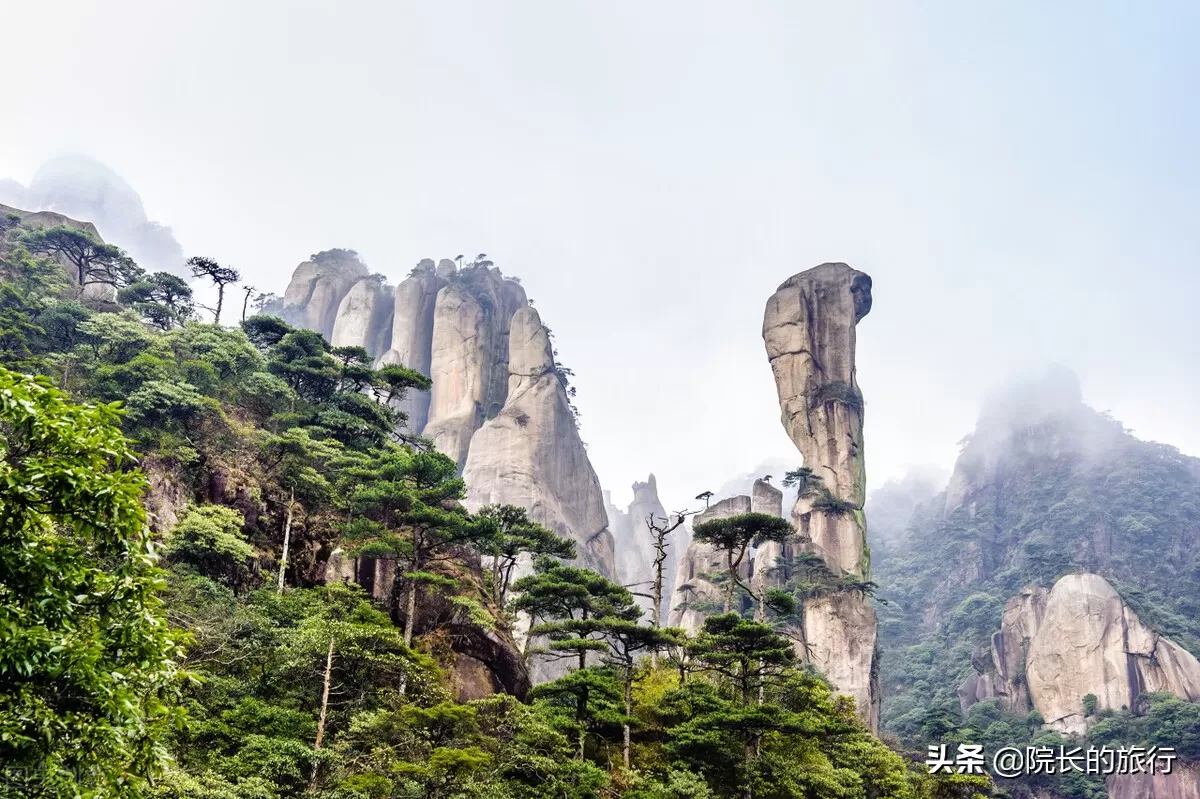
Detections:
377,260,445,432
1109,763,1200,799
762,262,880,730
424,273,527,469
330,275,393,354
323,548,531,701
0,202,116,302
748,478,786,612
282,249,371,340
668,495,753,635
462,306,614,579
0,155,186,275
961,573,1200,735
279,258,617,586
609,475,682,622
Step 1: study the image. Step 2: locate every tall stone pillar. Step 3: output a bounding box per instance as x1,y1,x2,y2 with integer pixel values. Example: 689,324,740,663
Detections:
762,262,880,731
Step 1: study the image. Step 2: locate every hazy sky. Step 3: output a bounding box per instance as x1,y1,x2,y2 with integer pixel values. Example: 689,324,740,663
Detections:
4,1,1198,513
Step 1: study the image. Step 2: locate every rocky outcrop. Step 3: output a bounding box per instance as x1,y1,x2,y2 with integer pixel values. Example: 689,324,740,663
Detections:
608,475,682,622
462,306,614,579
282,250,370,340
423,272,527,469
281,257,618,587
377,260,445,431
668,495,753,635
956,586,1047,713
330,275,393,354
960,573,1200,735
763,262,880,730
323,548,531,701
749,478,786,608
0,202,116,302
1109,763,1200,799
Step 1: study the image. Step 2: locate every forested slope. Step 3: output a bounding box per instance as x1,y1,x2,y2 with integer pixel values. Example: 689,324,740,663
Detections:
0,214,979,799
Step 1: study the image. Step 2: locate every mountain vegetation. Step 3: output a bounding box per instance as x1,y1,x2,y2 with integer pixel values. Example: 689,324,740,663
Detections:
0,220,984,799
872,379,1200,798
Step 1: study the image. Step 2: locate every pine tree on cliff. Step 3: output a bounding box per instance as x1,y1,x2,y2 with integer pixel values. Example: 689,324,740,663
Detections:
21,225,142,294
692,512,793,614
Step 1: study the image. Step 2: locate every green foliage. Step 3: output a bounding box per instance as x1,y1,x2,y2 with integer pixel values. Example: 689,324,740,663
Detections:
810,380,864,413
0,367,186,797
693,512,793,614
166,506,255,591
21,225,142,292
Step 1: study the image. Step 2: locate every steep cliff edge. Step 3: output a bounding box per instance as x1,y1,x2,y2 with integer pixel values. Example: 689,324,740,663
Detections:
280,256,616,582
461,305,615,579
959,573,1200,736
763,262,880,730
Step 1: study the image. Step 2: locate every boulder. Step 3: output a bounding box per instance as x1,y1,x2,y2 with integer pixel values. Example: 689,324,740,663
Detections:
960,573,1200,736
1027,573,1200,734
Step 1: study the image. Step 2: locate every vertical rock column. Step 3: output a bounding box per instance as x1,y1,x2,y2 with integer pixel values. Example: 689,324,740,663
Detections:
377,259,446,433
762,262,880,731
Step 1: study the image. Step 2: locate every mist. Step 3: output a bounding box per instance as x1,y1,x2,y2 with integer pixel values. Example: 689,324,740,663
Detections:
2,1,1198,518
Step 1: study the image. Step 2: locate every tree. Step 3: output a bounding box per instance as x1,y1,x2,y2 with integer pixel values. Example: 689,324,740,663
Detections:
0,367,186,797
21,225,141,294
781,466,823,497
512,560,641,758
240,284,257,322
165,505,255,592
118,271,195,329
692,512,793,614
475,504,576,608
645,509,699,631
187,255,241,324
600,620,685,768
338,448,480,649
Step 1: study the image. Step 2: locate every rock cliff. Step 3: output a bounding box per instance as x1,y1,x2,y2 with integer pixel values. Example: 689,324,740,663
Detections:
1109,763,1200,799
762,262,880,730
377,259,445,432
960,573,1200,735
461,305,615,579
0,202,116,302
668,494,753,634
608,474,683,622
324,548,530,701
281,249,371,341
280,256,616,583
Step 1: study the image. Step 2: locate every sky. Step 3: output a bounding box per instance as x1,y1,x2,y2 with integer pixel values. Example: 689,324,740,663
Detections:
3,0,1198,513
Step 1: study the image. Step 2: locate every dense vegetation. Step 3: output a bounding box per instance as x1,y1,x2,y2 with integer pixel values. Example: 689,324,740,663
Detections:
0,220,986,799
872,378,1200,797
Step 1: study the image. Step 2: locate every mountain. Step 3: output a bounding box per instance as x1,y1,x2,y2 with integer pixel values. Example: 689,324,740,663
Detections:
0,155,185,275
876,365,1200,796
280,254,617,583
